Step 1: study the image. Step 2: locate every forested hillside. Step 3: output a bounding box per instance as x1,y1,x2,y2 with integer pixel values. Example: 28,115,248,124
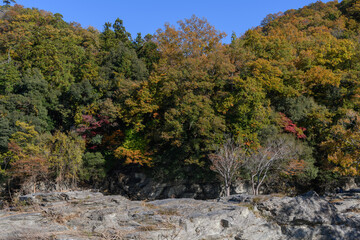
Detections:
1,1,360,195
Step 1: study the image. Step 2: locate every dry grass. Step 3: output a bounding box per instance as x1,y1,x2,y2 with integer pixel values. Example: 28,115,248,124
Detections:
42,210,80,224
346,208,360,213
237,202,254,211
98,224,180,240
3,199,43,214
137,225,159,232
157,208,180,216
5,235,55,240
98,229,147,240
329,198,344,203
3,230,83,240
142,202,180,216
252,196,266,204
270,193,286,198
143,202,157,209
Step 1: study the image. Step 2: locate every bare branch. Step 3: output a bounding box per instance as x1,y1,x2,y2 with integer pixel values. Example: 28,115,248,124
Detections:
244,136,296,195
209,136,245,196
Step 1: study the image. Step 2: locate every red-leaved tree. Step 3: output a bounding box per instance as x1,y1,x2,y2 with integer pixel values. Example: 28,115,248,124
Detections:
279,113,306,139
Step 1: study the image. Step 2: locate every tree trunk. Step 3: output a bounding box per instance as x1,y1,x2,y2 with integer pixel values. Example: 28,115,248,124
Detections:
251,175,256,195
224,177,230,196
7,179,12,201
226,184,230,197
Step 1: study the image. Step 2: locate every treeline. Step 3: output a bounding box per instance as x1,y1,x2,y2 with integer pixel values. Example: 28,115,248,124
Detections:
1,1,360,194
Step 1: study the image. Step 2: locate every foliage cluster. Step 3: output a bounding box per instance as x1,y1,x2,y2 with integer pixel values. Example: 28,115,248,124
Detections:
1,1,360,194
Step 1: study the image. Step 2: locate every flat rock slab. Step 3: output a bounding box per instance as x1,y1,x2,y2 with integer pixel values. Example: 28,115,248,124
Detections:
0,191,359,239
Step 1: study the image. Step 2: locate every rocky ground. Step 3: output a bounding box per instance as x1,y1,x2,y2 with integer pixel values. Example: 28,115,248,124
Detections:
0,190,359,240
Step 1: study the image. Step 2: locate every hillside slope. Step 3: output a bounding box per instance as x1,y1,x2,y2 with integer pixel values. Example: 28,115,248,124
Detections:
1,1,360,195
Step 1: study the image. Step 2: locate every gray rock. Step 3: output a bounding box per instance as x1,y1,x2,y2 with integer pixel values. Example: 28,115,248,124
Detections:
254,191,360,240
257,192,336,226
0,190,359,239
107,172,221,200
0,212,68,239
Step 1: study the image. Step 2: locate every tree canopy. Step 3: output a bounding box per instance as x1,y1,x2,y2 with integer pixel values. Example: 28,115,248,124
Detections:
1,1,360,194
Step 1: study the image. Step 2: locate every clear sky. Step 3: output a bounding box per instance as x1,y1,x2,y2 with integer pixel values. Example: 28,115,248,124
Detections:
16,0,333,43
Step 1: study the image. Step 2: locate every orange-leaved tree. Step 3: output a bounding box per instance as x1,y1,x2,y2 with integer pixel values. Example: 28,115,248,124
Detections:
322,110,360,176
1,121,49,193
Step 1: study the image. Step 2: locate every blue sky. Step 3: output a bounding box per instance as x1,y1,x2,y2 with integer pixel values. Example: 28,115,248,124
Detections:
17,0,332,43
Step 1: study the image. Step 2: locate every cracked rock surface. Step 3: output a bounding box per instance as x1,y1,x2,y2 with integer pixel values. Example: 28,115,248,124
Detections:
0,190,359,239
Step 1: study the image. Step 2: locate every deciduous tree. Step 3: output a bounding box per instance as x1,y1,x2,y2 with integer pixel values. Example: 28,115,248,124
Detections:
322,110,360,176
244,136,297,195
48,131,85,187
209,136,245,196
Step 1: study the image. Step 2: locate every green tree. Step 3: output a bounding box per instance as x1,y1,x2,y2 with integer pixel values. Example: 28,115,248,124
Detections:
144,15,234,178
48,131,85,186
80,152,106,183
2,0,15,6
113,18,132,44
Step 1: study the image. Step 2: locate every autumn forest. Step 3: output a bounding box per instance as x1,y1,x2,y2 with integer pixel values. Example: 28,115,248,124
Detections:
1,0,360,196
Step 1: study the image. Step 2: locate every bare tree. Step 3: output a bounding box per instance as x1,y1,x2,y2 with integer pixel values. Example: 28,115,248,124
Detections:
209,137,245,196
244,136,296,195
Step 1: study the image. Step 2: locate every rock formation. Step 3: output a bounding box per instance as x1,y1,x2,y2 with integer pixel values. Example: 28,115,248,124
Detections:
0,190,359,239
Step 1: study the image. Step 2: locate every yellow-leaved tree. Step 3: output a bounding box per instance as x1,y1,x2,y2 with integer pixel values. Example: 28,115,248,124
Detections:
0,121,49,193
48,131,86,187
322,110,360,176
